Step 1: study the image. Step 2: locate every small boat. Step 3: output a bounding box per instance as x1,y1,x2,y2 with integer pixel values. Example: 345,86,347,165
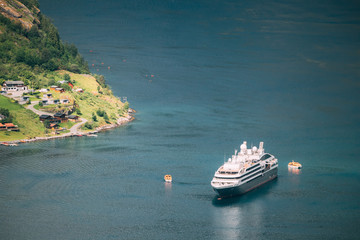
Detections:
288,160,302,169
87,134,98,137
164,174,172,183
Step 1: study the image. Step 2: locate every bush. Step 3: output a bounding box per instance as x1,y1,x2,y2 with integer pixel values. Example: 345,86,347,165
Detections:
60,83,72,91
48,79,56,86
123,102,129,112
76,108,82,115
104,112,110,123
92,112,97,122
94,74,107,88
42,58,59,71
64,73,70,81
84,122,93,129
43,119,50,128
68,64,80,73
0,107,11,123
96,109,105,117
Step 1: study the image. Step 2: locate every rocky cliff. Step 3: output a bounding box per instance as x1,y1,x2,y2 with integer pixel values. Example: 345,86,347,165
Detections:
0,0,40,30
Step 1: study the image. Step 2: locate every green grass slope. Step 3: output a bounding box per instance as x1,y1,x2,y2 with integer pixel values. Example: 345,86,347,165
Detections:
0,95,46,141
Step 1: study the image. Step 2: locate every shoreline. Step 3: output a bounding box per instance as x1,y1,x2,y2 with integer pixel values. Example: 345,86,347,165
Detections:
0,110,135,145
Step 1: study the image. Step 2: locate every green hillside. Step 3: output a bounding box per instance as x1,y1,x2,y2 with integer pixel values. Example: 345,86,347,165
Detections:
0,95,46,141
0,0,89,87
0,0,130,142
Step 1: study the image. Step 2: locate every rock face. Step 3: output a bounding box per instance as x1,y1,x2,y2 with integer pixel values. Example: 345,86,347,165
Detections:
0,0,40,30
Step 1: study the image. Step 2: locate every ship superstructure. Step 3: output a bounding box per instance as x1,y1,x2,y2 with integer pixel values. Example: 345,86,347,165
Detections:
211,141,278,197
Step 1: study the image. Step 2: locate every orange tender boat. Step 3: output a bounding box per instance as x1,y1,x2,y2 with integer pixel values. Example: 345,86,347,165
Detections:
288,160,302,169
164,175,172,183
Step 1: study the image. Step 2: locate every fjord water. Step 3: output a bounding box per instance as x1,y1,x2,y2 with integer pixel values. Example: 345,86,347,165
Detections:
1,0,360,239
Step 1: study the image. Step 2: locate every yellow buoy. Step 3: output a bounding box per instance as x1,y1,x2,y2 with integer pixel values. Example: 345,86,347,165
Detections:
164,174,172,182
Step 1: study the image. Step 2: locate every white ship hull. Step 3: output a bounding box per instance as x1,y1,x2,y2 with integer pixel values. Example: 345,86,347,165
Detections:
212,167,278,197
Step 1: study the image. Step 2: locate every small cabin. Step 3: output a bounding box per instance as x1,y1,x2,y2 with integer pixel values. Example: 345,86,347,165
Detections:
4,123,19,131
43,93,52,99
19,96,30,104
39,115,52,122
49,123,60,130
68,115,79,122
54,112,68,123
50,85,58,91
55,88,65,93
0,123,6,131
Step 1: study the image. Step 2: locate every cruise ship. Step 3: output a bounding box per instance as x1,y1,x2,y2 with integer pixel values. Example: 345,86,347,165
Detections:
211,141,278,198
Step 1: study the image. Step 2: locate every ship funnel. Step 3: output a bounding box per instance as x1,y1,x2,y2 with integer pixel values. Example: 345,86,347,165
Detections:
259,142,264,151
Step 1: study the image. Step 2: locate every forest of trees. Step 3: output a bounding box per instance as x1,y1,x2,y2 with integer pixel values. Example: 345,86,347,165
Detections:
0,0,89,87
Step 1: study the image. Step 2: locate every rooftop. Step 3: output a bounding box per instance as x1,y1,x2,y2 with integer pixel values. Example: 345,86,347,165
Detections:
4,81,24,85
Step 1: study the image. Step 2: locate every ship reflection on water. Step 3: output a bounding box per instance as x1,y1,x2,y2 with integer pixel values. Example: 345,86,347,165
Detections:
210,180,277,239
212,201,265,239
164,182,172,192
214,206,243,239
288,167,302,175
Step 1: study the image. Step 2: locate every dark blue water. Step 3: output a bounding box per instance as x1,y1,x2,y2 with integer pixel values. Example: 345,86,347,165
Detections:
1,0,360,239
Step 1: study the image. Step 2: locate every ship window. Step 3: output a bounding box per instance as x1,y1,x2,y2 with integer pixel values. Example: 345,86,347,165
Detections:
242,172,262,182
260,154,271,160
215,176,242,179
241,166,261,178
244,174,262,182
246,163,260,172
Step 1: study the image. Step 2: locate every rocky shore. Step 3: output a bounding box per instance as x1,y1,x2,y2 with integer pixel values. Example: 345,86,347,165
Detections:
1,110,135,145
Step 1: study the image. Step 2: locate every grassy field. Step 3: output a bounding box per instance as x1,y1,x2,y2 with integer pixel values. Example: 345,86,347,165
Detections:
59,121,76,130
57,70,99,94
56,71,127,129
0,95,46,141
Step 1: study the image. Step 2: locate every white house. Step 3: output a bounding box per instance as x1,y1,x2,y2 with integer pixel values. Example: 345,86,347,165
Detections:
2,81,28,92
39,88,49,93
43,93,52,99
